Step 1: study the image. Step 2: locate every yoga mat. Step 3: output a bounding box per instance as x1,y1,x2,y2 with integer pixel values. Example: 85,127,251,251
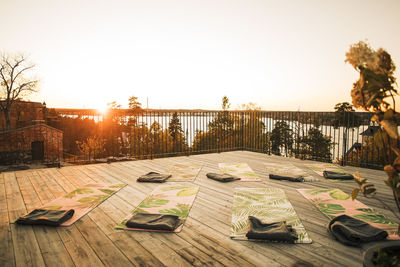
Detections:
116,183,199,232
297,188,399,240
304,163,352,182
22,183,127,226
167,163,202,182
219,163,262,182
264,162,319,182
231,187,312,243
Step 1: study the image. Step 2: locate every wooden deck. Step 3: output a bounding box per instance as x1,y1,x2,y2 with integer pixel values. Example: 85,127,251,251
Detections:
1,151,398,267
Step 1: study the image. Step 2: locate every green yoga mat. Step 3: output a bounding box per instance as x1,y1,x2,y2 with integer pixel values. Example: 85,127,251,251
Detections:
298,188,399,240
18,183,127,226
231,187,312,243
304,163,352,182
219,163,262,182
116,183,199,232
167,163,203,182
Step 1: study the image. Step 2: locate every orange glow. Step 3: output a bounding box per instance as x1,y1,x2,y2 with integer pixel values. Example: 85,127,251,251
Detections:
96,105,109,115
3,1,400,111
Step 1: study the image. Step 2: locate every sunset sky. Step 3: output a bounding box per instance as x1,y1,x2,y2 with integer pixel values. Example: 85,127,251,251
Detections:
2,0,400,111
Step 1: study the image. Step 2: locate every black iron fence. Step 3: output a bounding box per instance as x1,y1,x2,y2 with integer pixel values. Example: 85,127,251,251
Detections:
1,108,385,168
52,109,386,169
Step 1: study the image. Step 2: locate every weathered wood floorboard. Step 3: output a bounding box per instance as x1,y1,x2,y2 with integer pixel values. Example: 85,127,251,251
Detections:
3,151,398,266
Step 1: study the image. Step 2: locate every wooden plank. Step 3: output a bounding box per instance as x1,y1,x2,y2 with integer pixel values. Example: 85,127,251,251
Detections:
35,168,107,267
15,170,75,267
0,173,15,267
100,189,223,267
97,167,280,267
56,226,104,267
84,163,251,266
168,154,362,264
46,166,134,267
2,151,397,266
78,165,200,267
4,171,45,267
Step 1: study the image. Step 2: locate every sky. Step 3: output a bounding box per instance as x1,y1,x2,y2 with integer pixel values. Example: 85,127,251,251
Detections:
1,0,400,111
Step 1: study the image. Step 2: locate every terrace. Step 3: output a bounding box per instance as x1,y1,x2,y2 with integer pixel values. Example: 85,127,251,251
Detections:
1,150,398,266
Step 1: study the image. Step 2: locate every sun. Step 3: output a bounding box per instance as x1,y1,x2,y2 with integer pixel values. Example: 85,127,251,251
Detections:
96,104,109,115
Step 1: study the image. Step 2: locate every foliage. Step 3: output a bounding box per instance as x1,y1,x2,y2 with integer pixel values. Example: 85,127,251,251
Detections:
204,96,235,150
222,95,230,110
57,116,101,155
76,135,106,161
0,53,39,130
333,102,361,129
236,102,261,111
296,127,332,162
270,121,293,156
333,102,362,164
193,97,267,152
128,118,187,157
243,113,267,151
103,101,125,156
209,96,234,133
168,112,186,153
334,102,354,113
128,96,142,112
346,40,400,217
127,95,142,126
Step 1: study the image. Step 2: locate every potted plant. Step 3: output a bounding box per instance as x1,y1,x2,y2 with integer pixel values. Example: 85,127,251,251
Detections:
345,41,400,266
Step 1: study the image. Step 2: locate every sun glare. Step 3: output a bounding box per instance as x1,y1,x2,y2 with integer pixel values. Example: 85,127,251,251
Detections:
96,105,109,115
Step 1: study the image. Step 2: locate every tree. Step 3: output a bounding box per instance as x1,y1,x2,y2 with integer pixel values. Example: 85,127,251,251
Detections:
334,102,354,113
0,53,38,130
58,116,101,155
76,135,105,162
209,96,234,131
333,102,361,163
208,96,235,150
128,96,142,112
168,112,186,153
127,96,142,127
222,95,230,110
236,102,261,111
270,121,293,156
297,127,332,161
104,101,123,156
168,112,183,139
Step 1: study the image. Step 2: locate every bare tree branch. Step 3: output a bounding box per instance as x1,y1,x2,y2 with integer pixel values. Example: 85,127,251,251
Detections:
0,53,38,130
13,65,35,82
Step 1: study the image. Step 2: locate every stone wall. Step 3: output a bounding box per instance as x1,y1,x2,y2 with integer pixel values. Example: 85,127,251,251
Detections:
0,101,45,130
0,124,63,164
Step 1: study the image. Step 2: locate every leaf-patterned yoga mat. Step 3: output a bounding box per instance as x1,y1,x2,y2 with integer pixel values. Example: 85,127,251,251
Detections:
297,188,399,240
231,187,312,243
219,163,262,182
116,183,199,232
304,163,351,182
35,183,126,226
167,163,202,182
264,162,319,182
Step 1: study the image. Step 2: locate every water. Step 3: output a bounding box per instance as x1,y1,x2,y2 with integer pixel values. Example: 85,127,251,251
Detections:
64,113,373,161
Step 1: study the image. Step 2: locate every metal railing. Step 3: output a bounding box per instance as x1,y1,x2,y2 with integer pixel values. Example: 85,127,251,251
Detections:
53,109,384,169
1,108,384,168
